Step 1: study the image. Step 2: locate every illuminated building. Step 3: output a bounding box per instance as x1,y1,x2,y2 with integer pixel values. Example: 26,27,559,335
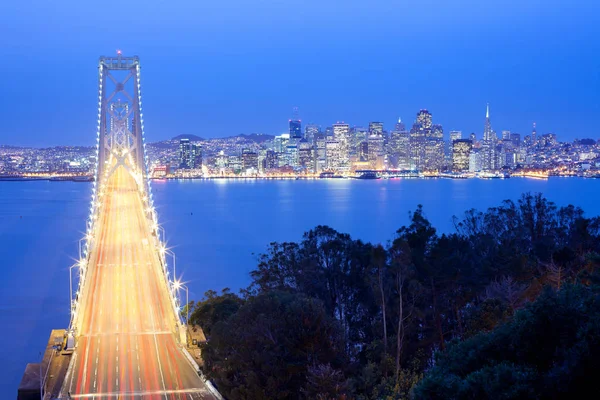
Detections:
332,123,351,171
179,138,192,169
304,124,319,143
368,121,384,136
315,133,327,172
289,119,302,139
264,150,278,170
452,139,472,171
242,148,259,171
326,139,343,171
368,134,385,169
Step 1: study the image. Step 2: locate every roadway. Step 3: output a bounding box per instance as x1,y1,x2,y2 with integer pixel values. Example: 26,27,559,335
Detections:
62,164,216,399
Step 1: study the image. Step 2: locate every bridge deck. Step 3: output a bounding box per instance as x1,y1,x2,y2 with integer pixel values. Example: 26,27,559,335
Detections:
62,165,216,399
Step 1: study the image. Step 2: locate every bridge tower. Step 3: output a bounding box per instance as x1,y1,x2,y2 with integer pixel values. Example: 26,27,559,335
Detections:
95,52,149,188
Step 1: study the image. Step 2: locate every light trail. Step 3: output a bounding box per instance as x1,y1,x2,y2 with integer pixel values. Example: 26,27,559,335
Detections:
62,164,216,399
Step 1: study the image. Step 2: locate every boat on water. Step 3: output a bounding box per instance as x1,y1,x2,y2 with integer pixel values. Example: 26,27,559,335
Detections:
319,171,344,179
355,171,380,180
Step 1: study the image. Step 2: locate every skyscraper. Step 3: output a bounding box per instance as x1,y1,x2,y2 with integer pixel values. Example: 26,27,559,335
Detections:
481,103,498,170
289,119,302,140
298,139,313,171
510,133,521,149
449,131,462,143
452,139,472,172
426,124,445,170
315,133,327,172
394,118,406,133
332,123,351,172
192,143,203,169
531,122,537,146
304,124,319,143
179,138,192,169
409,109,431,171
242,148,259,171
368,121,384,136
368,134,385,169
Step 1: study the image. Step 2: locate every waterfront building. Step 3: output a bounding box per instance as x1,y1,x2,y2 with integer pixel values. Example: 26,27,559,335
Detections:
368,134,385,169
264,149,278,170
452,139,472,172
332,123,351,172
410,109,431,171
469,148,483,172
228,155,242,173
298,139,313,171
242,149,259,172
315,133,327,172
481,103,498,170
326,139,343,171
179,138,193,169
192,143,203,169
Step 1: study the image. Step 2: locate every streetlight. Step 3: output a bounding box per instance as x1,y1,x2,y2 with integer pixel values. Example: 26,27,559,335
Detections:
69,264,79,322
173,280,189,327
164,248,176,282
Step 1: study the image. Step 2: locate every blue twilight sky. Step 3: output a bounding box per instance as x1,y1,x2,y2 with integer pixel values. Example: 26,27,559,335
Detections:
0,0,599,147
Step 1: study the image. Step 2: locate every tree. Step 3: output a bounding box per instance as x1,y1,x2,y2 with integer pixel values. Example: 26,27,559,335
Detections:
189,288,244,336
414,283,600,399
202,291,347,400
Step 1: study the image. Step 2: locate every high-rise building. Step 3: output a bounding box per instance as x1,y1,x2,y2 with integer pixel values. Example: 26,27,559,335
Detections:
469,148,483,172
358,141,369,162
332,123,351,172
481,103,498,170
273,133,290,153
452,139,472,172
368,134,385,169
369,122,384,136
179,138,193,169
409,110,431,171
502,130,511,140
242,148,259,171
531,122,537,146
394,117,406,132
351,127,368,158
315,133,327,172
426,124,445,170
449,130,462,143
483,103,493,142
298,139,313,171
192,143,203,169
304,124,319,143
395,131,411,170
289,119,302,139
326,139,343,171
264,150,278,170
510,133,521,148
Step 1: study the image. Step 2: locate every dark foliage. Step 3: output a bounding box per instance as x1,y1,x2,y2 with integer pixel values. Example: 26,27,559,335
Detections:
192,193,600,399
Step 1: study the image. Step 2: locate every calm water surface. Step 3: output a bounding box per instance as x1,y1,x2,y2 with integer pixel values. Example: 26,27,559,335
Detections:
0,177,598,393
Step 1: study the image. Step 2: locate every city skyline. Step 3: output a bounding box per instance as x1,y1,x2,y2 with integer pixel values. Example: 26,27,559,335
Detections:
1,0,599,146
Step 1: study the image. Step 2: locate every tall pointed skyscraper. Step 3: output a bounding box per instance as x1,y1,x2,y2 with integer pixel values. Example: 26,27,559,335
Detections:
483,103,493,142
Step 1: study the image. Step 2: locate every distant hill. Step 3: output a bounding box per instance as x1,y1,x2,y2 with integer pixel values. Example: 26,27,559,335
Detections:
170,133,274,143
224,133,275,143
171,134,205,141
